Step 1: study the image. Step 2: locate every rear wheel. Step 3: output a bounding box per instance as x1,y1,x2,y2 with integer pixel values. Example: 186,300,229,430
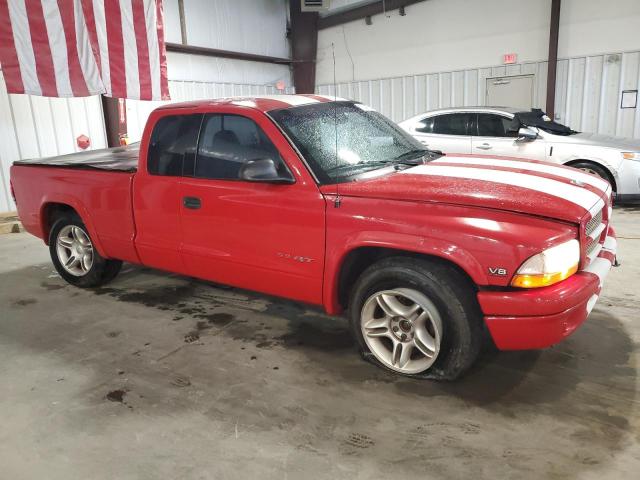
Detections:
49,214,122,287
349,257,483,380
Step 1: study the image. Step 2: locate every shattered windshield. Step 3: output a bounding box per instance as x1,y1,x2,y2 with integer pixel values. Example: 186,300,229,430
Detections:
268,101,438,184
510,108,579,136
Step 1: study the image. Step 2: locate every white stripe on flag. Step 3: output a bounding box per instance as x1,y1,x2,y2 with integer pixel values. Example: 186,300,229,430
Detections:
405,164,603,211
7,0,41,96
119,0,140,99
92,0,111,95
41,0,73,97
438,156,611,193
74,0,104,95
144,0,161,100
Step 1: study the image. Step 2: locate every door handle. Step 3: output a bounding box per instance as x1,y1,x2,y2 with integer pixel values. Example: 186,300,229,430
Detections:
419,140,429,146
476,143,492,150
183,196,201,209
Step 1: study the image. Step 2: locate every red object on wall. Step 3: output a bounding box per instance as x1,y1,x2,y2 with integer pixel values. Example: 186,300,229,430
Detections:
77,134,90,150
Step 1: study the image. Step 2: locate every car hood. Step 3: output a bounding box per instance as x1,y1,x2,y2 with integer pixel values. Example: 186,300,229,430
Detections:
328,156,610,224
552,132,640,150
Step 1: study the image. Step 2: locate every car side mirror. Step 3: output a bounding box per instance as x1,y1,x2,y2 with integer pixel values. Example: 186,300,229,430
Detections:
239,158,294,184
516,127,538,142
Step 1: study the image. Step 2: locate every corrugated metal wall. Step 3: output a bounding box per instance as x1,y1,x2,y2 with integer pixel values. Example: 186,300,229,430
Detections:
317,50,640,139
0,69,108,213
126,80,295,141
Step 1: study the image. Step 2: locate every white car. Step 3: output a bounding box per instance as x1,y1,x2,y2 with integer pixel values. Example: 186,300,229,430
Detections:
399,107,640,203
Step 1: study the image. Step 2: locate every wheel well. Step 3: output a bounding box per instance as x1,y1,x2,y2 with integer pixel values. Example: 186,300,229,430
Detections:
337,247,477,310
564,159,616,192
42,203,78,242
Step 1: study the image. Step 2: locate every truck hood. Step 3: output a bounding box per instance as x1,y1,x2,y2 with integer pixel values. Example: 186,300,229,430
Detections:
328,156,610,224
550,132,640,150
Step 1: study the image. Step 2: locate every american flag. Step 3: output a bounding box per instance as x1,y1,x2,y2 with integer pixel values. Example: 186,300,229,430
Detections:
0,0,170,100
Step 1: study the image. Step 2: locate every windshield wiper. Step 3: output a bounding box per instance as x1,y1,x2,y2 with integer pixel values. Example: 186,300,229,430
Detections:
393,148,443,163
326,149,442,175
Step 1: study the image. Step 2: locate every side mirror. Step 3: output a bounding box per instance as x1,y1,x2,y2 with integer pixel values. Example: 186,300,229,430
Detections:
239,158,294,184
516,127,538,142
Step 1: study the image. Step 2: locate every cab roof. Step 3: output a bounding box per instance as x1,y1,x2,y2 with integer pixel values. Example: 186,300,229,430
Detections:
156,94,345,113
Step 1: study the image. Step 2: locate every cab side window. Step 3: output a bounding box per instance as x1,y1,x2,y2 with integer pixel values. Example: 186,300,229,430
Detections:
194,114,288,180
147,114,202,176
477,114,516,137
432,113,472,136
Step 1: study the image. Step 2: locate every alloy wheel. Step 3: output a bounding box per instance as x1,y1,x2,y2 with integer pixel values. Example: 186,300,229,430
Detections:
56,225,94,276
360,288,443,374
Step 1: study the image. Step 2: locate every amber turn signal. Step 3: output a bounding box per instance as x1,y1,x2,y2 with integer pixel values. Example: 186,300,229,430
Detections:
510,264,578,288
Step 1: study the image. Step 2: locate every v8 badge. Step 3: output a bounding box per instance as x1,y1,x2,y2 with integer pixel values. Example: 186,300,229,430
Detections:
488,267,508,276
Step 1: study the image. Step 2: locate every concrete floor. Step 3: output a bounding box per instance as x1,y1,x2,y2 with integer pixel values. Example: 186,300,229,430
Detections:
1,209,639,480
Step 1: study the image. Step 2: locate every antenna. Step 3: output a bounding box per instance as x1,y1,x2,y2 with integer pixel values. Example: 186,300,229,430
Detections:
332,42,341,208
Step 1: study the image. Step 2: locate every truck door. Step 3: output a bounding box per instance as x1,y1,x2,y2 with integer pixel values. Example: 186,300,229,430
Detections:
133,113,201,274
178,110,326,305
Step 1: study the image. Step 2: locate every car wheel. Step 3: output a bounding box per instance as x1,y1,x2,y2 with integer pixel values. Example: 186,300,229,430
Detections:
349,257,483,380
49,214,122,287
570,161,615,190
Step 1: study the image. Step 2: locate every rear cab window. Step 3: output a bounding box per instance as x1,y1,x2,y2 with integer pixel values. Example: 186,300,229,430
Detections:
147,114,202,176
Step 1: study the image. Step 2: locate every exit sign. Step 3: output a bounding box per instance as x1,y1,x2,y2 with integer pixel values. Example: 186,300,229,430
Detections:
503,53,517,64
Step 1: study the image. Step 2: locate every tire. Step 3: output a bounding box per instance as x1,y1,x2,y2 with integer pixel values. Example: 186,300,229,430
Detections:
49,214,122,288
348,257,482,380
570,161,615,190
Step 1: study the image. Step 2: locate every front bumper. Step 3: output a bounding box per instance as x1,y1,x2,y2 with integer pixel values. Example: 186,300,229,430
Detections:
479,228,617,350
616,158,640,203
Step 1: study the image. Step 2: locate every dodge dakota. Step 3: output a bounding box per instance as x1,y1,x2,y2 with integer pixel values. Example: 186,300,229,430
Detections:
10,95,618,379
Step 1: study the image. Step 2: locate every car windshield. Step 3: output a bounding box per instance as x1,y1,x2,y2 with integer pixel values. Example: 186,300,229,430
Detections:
268,101,436,184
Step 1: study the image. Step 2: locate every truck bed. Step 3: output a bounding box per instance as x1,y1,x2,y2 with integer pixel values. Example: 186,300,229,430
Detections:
13,143,139,172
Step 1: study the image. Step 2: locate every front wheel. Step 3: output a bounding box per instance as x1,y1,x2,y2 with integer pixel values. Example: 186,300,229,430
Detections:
570,161,615,190
49,214,122,287
349,257,483,380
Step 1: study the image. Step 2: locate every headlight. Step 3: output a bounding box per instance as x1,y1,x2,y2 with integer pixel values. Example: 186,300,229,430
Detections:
622,152,640,161
511,239,580,288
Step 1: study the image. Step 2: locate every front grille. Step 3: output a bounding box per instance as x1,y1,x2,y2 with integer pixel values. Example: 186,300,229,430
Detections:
585,209,603,238
585,237,599,257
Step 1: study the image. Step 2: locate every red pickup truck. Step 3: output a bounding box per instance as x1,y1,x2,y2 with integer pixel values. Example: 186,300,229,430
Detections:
10,95,618,379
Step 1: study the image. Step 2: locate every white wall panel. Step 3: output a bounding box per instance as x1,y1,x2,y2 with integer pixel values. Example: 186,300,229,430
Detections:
317,0,640,85
317,50,640,140
0,69,108,213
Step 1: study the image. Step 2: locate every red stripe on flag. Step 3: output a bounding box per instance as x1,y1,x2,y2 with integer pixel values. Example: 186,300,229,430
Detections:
25,0,57,96
58,1,89,96
80,0,101,72
104,0,126,97
0,0,25,94
132,0,152,100
156,0,169,100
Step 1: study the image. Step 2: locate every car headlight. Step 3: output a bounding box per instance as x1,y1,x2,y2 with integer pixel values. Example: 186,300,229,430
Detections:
511,239,580,288
622,152,640,161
